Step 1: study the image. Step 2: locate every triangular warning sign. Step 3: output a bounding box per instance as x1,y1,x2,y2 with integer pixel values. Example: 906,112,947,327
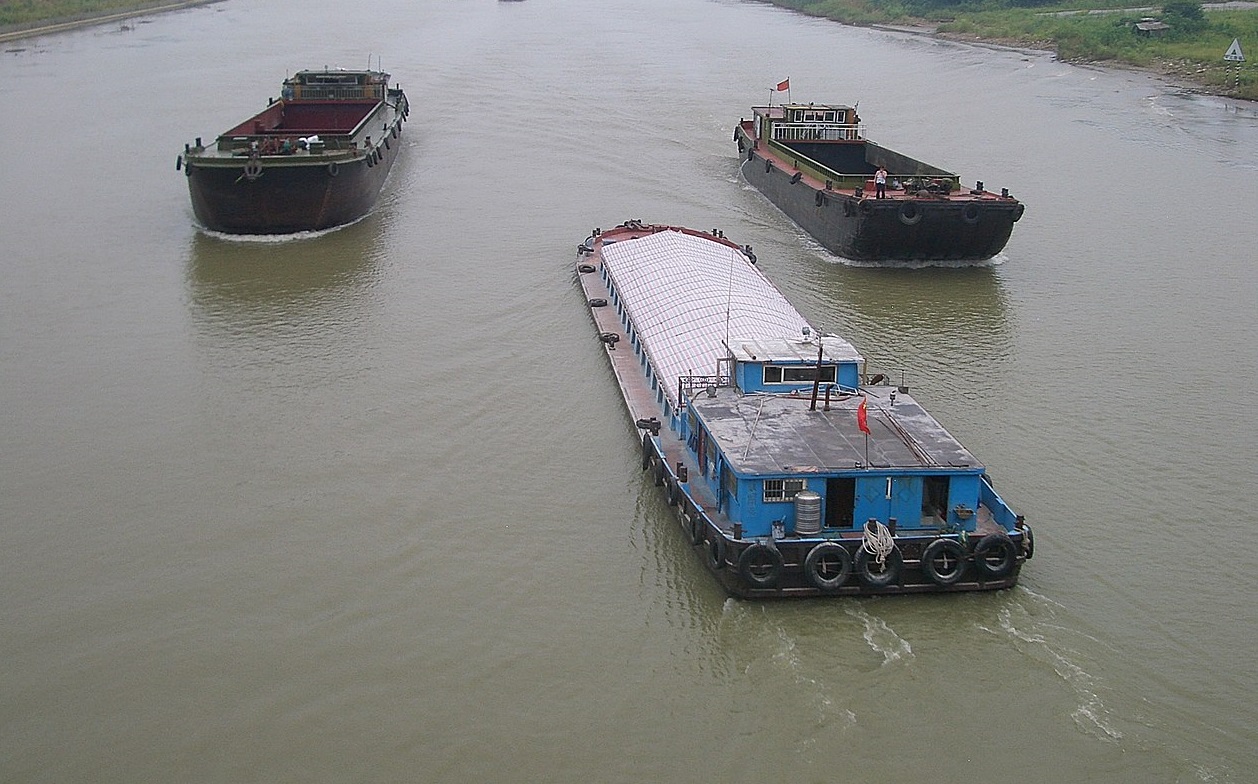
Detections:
1224,38,1245,62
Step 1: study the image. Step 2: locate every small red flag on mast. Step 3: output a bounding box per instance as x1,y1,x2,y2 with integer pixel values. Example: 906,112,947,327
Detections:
776,78,790,91
857,397,870,435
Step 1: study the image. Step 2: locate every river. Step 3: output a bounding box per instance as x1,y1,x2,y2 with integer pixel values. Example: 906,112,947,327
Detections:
2,0,1257,781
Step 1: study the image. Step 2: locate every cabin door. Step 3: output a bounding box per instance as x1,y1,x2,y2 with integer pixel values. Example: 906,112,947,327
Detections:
854,476,920,530
825,477,855,529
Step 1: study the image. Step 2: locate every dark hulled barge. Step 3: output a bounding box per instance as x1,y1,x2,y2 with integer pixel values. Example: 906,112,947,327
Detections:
735,102,1024,262
178,68,409,234
577,222,1032,598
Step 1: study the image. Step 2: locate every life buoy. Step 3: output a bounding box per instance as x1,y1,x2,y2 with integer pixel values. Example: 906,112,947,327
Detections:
962,203,980,224
922,538,968,586
243,159,262,180
973,533,1018,579
855,545,903,587
898,201,922,225
704,532,726,571
327,162,339,177
804,542,852,591
738,542,784,588
1012,203,1025,222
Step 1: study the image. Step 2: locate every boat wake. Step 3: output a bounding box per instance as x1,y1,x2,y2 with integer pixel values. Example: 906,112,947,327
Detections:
196,216,366,243
983,586,1124,742
845,604,914,667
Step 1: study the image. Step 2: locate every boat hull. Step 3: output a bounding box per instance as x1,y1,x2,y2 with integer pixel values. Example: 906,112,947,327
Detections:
184,152,395,234
739,150,1020,261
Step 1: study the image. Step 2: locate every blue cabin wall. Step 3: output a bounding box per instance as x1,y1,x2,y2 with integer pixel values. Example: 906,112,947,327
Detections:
735,359,860,395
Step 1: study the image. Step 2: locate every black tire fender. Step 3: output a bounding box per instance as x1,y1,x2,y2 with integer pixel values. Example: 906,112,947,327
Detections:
962,203,980,224
898,201,922,225
686,511,705,546
704,532,726,571
855,545,903,588
804,542,852,591
922,538,968,586
973,533,1018,579
738,542,784,589
1019,523,1035,560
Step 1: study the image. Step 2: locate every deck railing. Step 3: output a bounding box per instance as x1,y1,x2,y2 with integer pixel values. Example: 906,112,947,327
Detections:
772,123,864,142
678,374,732,404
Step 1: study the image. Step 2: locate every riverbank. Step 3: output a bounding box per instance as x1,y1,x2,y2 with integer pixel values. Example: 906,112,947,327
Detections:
763,0,1257,101
0,0,221,43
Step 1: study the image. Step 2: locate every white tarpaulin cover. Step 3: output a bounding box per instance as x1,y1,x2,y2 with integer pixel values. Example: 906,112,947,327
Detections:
600,229,860,407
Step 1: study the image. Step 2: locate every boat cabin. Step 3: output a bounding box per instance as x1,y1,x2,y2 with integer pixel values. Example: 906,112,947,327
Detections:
746,101,959,192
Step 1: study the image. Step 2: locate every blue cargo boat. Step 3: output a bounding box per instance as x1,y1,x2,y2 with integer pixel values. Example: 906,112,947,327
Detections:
577,221,1032,597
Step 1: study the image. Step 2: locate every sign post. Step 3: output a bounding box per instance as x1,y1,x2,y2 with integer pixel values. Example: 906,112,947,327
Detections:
1224,39,1245,91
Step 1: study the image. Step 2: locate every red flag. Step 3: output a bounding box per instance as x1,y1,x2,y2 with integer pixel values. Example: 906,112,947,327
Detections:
857,397,870,435
776,78,790,92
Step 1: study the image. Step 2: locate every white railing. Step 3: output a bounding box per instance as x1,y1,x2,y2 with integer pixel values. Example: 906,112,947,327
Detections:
772,123,864,142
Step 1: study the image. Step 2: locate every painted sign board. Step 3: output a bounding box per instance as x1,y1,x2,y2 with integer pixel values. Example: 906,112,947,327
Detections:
1224,39,1245,63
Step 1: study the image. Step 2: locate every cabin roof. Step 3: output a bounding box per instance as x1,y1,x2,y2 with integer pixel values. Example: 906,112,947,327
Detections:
599,230,861,407
729,335,861,365
690,384,980,476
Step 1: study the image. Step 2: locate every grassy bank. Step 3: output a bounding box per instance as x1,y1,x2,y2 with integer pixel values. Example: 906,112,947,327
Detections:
764,0,1258,100
0,0,216,36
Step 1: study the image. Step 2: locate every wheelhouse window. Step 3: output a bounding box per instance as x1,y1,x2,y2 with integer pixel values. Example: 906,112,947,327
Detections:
764,479,805,503
763,365,836,384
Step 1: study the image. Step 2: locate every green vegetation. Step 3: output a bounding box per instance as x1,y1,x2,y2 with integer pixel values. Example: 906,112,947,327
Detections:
0,0,196,29
765,0,1258,99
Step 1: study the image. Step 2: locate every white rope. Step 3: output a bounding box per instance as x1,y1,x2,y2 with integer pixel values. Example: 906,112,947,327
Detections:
861,520,896,567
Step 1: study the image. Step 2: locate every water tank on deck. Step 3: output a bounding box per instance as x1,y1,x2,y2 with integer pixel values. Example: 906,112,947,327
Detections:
794,490,822,536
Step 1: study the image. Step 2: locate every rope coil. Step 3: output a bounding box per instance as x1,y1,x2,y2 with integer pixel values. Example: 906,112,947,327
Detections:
861,520,895,567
